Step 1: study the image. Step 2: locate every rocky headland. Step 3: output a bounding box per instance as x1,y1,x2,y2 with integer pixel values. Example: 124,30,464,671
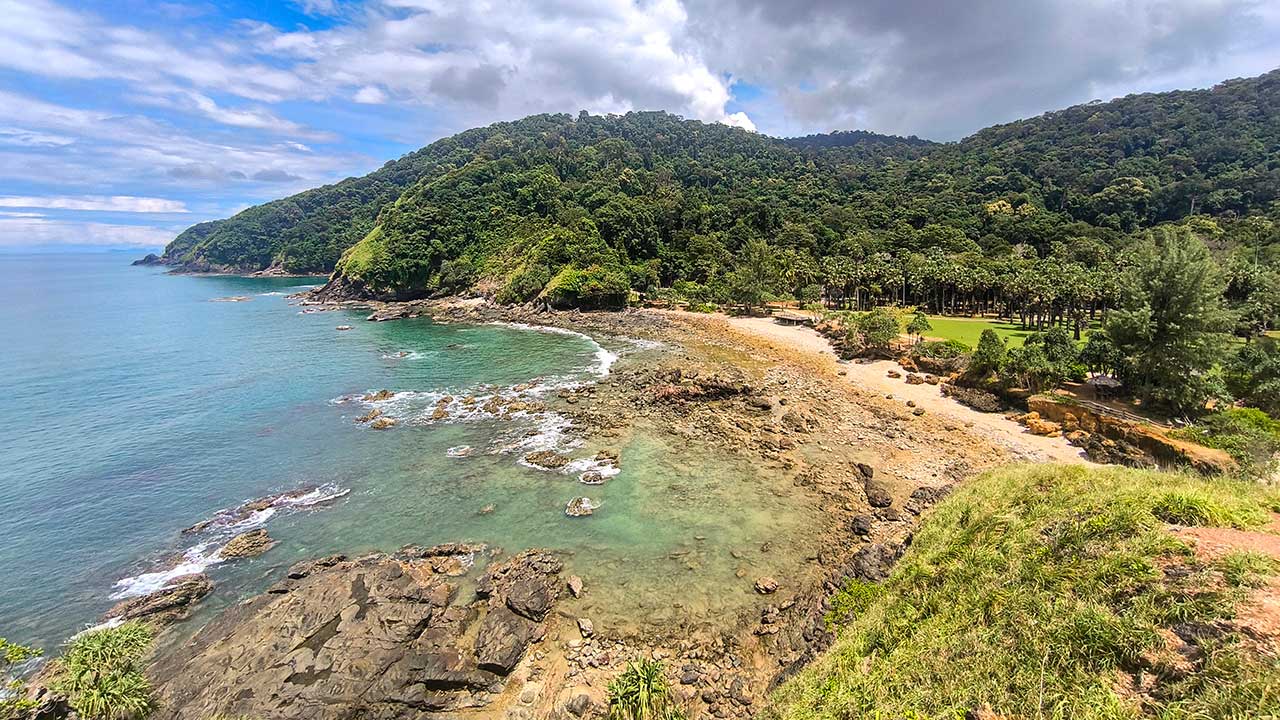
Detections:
114,297,1033,719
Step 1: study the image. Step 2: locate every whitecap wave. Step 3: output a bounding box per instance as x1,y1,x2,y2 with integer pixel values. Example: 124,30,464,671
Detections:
111,543,221,600
275,484,351,507
110,483,350,600
488,321,618,378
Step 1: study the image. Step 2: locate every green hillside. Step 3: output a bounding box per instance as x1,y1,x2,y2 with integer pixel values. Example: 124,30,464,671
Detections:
158,70,1280,304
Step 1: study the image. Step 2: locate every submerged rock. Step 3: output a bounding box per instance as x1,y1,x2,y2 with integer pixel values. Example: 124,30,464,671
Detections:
565,497,597,517
218,529,275,559
362,389,395,402
524,450,570,469
754,577,779,594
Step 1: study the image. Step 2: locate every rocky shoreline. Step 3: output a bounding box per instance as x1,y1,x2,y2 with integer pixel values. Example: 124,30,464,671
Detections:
94,296,1025,720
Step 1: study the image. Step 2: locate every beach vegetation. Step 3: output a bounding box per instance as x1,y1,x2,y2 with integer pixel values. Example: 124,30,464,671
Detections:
48,622,155,720
606,659,685,720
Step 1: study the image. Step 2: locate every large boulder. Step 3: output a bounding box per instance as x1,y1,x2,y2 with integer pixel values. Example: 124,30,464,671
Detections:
218,529,275,559
147,545,563,720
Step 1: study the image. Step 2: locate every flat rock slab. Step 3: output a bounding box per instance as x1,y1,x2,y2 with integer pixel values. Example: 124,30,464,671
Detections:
148,545,562,720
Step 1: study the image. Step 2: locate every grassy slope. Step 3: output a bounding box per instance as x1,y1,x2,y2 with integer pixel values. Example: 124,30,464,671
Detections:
767,464,1280,720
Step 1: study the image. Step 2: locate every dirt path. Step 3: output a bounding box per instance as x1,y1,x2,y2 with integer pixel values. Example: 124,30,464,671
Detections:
724,316,1092,465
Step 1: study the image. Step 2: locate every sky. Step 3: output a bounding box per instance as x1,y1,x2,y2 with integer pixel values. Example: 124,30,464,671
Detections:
1,0,1277,252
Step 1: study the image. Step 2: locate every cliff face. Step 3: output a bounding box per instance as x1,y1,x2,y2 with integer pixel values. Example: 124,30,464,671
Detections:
1026,395,1237,475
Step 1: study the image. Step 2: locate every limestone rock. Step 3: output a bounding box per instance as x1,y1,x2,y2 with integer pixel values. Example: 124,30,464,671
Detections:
754,577,778,594
148,546,563,720
565,497,597,517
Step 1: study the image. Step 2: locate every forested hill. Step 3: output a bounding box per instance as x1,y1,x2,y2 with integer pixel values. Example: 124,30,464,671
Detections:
156,70,1280,300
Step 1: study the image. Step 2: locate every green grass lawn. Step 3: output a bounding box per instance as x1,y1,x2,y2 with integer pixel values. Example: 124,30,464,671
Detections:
919,316,1041,348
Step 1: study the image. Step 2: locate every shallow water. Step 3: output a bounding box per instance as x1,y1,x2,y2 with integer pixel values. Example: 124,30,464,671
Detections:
0,254,822,650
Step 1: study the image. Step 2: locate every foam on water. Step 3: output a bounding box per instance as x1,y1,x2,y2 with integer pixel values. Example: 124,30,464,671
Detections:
111,543,221,599
276,484,351,507
488,322,618,377
108,483,350,601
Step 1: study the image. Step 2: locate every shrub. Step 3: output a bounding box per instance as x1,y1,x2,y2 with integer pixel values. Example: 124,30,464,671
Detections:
606,659,684,720
968,328,1006,376
1172,407,1280,477
856,307,901,352
915,339,970,359
906,311,931,341
50,622,155,720
798,283,824,305
543,265,630,309
497,263,552,304
2,637,41,719
1226,337,1280,415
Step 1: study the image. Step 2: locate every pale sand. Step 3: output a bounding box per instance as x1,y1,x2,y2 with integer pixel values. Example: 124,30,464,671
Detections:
726,316,1092,465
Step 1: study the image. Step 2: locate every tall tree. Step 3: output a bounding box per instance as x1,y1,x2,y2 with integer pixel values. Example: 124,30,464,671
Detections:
1106,227,1232,414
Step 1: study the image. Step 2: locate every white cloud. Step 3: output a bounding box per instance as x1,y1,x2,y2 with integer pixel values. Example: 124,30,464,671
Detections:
295,0,339,16
0,127,75,147
0,216,177,247
353,85,388,104
0,195,189,213
253,0,750,129
0,91,355,192
722,111,756,132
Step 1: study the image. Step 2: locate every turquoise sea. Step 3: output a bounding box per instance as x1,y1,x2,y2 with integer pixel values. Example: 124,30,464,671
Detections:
0,253,820,652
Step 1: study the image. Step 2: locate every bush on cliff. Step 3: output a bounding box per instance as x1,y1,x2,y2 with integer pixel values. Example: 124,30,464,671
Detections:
767,464,1280,720
49,622,155,720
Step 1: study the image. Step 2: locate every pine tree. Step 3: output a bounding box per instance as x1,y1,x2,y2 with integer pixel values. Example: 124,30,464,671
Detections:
1106,226,1232,414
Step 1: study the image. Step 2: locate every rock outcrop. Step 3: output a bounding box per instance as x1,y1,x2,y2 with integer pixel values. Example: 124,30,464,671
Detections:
147,544,563,720
218,529,274,559
1025,396,1236,475
104,574,213,626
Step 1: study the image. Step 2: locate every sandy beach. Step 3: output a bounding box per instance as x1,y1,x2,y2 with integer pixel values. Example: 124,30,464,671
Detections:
724,315,1092,465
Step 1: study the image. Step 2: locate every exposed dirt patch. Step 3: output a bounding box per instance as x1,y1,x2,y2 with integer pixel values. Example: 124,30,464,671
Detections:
1171,514,1280,651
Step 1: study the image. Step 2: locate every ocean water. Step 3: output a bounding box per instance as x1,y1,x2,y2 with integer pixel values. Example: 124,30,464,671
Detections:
0,253,822,651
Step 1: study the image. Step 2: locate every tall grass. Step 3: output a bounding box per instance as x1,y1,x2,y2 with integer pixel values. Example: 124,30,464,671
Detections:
769,464,1280,720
